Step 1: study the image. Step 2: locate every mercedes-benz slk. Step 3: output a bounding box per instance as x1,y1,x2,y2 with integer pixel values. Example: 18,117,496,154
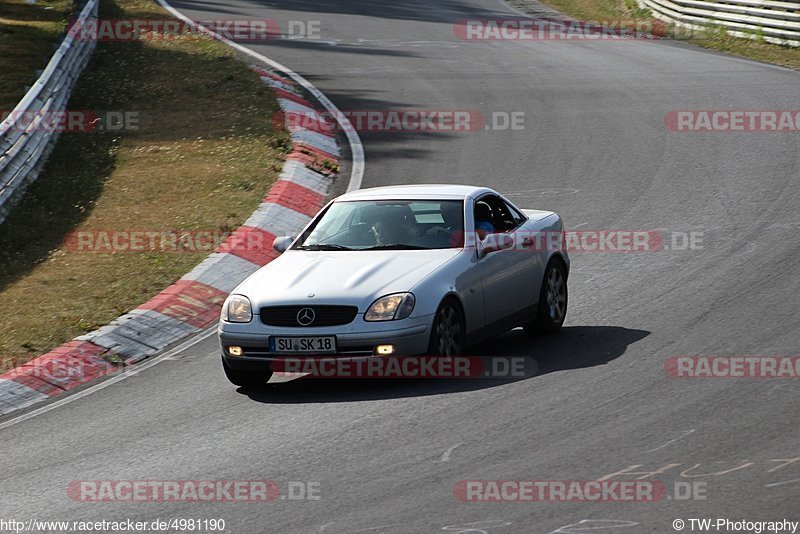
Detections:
218,184,569,387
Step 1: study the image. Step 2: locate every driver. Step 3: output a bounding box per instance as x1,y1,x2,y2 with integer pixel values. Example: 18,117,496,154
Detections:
371,218,413,246
474,202,495,239
428,202,463,235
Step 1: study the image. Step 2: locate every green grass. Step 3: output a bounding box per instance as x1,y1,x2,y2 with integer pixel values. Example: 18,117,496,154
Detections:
0,0,74,110
531,0,800,70
0,0,291,367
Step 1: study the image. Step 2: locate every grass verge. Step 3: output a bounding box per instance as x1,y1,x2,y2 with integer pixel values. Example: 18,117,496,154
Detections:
0,0,290,368
0,0,74,110
515,0,800,70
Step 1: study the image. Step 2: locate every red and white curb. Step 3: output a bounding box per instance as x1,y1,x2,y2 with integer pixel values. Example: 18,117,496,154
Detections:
0,66,345,416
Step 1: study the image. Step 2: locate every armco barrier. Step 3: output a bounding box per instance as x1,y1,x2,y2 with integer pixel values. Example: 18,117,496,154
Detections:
638,0,800,46
0,0,99,225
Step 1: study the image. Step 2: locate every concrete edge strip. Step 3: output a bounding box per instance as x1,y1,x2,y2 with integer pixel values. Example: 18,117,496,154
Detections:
0,13,366,414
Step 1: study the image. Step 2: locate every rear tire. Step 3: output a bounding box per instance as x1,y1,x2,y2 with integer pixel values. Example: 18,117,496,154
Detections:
524,259,568,335
222,358,273,388
428,299,465,356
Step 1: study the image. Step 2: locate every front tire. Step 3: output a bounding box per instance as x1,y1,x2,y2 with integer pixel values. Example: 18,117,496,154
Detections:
428,299,465,356
524,259,568,335
222,358,273,388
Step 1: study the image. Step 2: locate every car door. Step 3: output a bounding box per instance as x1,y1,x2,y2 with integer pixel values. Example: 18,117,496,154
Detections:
474,194,538,326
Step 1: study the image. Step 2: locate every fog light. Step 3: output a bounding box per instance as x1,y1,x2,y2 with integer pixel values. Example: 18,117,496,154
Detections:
228,346,243,357
376,344,395,355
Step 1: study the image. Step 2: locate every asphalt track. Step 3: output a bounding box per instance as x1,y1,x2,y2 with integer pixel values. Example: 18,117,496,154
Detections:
2,1,800,532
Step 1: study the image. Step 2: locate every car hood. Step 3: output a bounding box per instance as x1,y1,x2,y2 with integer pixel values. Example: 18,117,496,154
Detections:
235,249,460,311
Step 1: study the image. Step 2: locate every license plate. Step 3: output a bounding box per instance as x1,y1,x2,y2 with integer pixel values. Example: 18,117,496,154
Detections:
270,336,336,354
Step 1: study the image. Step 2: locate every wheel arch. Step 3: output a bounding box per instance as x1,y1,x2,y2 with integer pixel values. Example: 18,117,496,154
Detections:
546,251,570,280
438,291,466,318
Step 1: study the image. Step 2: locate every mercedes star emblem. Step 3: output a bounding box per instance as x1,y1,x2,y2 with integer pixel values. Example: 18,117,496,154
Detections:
296,307,315,326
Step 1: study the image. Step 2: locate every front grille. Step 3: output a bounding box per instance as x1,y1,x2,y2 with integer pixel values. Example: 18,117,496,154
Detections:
260,305,359,327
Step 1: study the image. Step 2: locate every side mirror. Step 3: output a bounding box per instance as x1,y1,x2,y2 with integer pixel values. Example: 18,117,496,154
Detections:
478,233,514,258
272,235,294,253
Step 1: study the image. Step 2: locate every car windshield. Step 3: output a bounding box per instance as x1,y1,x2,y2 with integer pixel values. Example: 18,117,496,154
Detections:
294,199,465,251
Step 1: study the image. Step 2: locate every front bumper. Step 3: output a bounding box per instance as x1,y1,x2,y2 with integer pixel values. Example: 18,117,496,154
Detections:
219,315,433,369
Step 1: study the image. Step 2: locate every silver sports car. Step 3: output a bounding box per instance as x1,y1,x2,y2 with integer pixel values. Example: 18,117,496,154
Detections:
218,184,569,387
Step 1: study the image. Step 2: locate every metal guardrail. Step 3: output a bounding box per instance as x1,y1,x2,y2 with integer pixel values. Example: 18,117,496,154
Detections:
0,0,99,225
638,0,800,46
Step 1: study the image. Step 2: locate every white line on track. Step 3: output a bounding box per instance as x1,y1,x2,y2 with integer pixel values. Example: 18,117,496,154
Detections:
0,327,216,431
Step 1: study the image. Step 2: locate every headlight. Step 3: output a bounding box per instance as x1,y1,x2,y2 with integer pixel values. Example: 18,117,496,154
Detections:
365,293,415,321
222,294,252,323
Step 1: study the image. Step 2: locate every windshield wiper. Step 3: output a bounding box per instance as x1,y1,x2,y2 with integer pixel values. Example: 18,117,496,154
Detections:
296,244,353,251
361,244,430,250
